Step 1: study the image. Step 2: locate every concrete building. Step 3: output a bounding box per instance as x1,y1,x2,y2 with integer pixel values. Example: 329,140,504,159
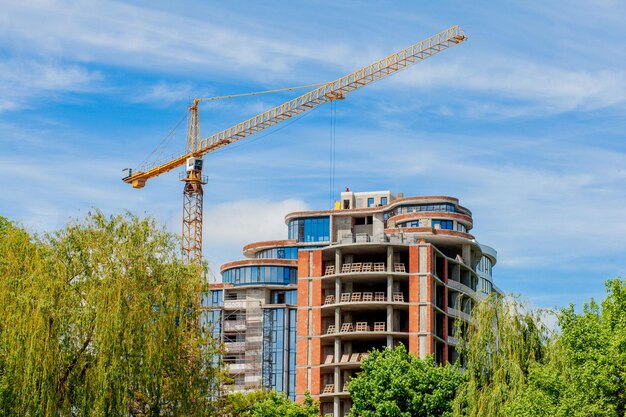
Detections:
203,189,497,414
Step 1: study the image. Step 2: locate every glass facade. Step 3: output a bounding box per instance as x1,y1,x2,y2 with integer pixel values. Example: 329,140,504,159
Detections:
270,289,298,305
477,256,493,276
262,308,297,399
457,223,467,233
431,219,454,230
385,203,456,220
256,247,299,259
478,277,493,294
202,290,223,307
201,310,222,339
288,217,330,243
398,220,420,228
223,265,297,285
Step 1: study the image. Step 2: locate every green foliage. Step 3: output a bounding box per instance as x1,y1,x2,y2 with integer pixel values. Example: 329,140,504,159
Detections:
219,389,319,417
0,211,220,416
507,278,626,417
348,344,463,417
452,294,550,417
453,280,626,417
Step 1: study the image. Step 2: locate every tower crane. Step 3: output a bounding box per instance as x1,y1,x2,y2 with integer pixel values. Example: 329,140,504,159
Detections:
122,26,467,265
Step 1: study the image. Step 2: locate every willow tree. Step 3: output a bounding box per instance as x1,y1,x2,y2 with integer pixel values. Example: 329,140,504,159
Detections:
452,294,550,417
506,279,626,417
0,212,220,416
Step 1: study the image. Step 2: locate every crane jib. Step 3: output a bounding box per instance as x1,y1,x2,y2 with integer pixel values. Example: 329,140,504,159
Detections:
124,25,466,188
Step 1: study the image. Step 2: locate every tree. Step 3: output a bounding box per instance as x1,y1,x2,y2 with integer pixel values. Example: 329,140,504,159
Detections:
506,278,626,417
348,344,463,417
219,389,319,417
452,294,550,417
0,211,220,416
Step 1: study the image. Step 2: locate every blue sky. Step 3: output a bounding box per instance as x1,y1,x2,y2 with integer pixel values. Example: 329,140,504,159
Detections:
1,0,625,310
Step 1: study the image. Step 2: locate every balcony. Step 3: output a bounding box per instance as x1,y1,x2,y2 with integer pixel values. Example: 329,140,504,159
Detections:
223,299,247,310
446,307,472,322
321,352,369,369
447,279,476,298
323,262,406,276
224,341,246,353
223,320,247,332
323,291,407,307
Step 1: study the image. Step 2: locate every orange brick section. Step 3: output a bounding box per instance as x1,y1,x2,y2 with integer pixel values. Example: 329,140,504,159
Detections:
298,280,309,310
311,250,323,277
408,246,420,355
311,337,321,366
311,369,321,396
298,250,310,277
295,367,307,401
425,268,434,355
312,279,322,307
296,250,311,400
311,310,322,361
409,245,419,273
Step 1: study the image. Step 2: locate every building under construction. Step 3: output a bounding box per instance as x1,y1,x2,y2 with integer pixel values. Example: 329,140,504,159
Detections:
202,189,498,415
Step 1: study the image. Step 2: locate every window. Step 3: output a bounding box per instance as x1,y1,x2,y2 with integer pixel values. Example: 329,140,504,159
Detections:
272,291,286,304
384,203,456,220
432,219,453,230
257,247,299,259
367,197,374,207
477,256,493,276
202,290,223,307
223,266,297,285
456,223,467,233
381,197,388,205
288,217,330,242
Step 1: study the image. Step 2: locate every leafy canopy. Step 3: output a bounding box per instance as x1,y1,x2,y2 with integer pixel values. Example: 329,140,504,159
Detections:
219,389,319,417
506,278,626,417
348,344,463,417
0,211,220,416
452,294,550,417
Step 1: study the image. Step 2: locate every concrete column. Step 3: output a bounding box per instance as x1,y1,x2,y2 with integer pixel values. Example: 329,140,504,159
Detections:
387,275,393,302
335,306,341,330
334,397,340,417
335,248,342,272
335,277,341,302
462,244,471,266
387,246,394,272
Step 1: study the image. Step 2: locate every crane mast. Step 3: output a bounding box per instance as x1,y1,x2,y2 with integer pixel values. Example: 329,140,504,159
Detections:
123,26,467,264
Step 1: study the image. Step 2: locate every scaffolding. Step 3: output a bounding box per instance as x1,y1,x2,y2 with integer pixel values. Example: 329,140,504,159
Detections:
221,291,264,393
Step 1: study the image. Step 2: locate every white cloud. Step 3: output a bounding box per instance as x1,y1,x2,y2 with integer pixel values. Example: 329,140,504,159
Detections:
0,0,354,79
0,59,100,111
191,198,308,281
391,58,626,117
324,129,626,270
131,81,196,106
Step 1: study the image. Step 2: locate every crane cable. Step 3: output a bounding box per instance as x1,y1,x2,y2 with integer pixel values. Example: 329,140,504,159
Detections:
136,110,188,171
137,82,325,171
195,83,326,103
329,100,337,209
